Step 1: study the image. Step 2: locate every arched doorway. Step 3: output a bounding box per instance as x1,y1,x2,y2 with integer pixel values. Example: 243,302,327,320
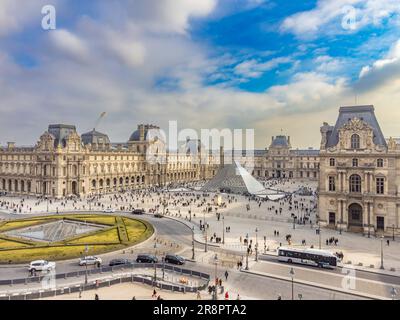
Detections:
71,181,78,195
348,203,363,227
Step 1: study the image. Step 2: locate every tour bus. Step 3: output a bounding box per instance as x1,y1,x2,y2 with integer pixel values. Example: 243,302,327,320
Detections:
277,247,338,269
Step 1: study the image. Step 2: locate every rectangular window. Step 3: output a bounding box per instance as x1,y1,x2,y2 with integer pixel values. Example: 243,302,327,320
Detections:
376,177,384,194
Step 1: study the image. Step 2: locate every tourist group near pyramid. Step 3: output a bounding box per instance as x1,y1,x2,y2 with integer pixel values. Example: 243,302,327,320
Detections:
201,160,286,200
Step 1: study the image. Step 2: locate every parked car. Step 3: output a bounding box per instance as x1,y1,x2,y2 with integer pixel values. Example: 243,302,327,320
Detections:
109,259,131,267
79,256,102,266
132,209,145,215
164,254,186,265
136,254,158,263
154,213,164,218
29,260,56,272
103,208,115,213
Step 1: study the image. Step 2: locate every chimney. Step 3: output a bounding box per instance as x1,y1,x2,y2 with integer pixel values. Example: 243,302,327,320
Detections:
272,136,274,142
7,142,15,150
139,125,145,141
288,136,291,144
220,146,225,168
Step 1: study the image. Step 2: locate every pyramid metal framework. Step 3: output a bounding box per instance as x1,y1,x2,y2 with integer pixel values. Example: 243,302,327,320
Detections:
202,160,266,195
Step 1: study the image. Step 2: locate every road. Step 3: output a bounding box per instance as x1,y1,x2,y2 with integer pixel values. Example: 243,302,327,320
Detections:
0,211,398,299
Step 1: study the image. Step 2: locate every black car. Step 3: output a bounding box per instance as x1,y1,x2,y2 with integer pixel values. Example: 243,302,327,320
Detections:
164,254,186,265
132,209,145,215
109,259,131,267
154,213,164,218
136,254,158,263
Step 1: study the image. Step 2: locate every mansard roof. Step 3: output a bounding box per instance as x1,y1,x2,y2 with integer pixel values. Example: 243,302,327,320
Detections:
326,105,387,148
271,135,289,147
81,129,110,145
47,124,77,148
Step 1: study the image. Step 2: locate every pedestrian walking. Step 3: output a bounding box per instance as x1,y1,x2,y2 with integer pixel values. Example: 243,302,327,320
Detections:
224,270,229,281
94,294,99,300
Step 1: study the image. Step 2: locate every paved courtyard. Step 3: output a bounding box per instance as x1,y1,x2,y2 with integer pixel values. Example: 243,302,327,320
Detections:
0,178,400,297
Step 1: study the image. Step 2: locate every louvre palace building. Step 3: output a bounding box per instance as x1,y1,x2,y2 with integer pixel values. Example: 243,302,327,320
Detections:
0,105,399,235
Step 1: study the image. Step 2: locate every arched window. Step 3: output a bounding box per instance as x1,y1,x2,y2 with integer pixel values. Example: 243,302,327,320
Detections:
377,159,384,167
349,174,362,193
352,158,358,167
329,158,335,167
351,134,360,149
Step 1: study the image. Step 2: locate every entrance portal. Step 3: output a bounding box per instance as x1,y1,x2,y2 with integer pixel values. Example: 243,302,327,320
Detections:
348,203,363,227
72,181,78,195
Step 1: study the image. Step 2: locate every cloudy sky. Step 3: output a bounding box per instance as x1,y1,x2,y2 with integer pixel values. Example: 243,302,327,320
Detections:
1,0,400,149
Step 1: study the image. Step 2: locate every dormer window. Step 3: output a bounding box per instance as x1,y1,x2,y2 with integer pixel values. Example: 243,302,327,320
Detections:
351,134,360,149
377,159,384,167
329,158,335,166
352,158,358,167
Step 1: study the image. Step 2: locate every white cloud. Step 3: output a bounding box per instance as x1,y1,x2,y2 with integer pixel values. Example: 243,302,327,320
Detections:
280,0,400,39
49,29,90,62
98,0,217,35
234,57,292,79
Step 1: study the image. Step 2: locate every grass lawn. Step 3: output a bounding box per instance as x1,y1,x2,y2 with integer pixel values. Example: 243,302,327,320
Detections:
0,214,154,264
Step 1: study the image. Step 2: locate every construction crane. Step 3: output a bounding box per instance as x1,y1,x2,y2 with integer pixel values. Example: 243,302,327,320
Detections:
92,112,107,132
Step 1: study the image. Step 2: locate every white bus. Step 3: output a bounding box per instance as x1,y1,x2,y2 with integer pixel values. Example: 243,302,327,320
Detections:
277,247,338,269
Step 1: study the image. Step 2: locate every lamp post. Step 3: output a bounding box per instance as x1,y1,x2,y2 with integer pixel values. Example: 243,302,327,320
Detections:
255,228,259,262
162,257,165,281
222,215,225,245
245,247,250,270
318,220,322,250
204,211,208,252
84,244,89,285
289,268,295,300
380,235,384,270
213,254,218,300
293,216,297,230
192,226,195,260
392,224,395,241
264,236,267,254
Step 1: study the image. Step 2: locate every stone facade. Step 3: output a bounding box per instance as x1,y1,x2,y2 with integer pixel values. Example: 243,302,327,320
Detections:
0,124,219,198
238,135,319,180
318,105,400,236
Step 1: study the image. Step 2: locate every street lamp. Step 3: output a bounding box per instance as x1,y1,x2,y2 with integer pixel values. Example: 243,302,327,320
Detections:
245,247,250,270
222,215,225,245
380,235,384,270
203,211,208,252
318,220,322,250
192,226,195,260
293,216,296,230
213,254,218,300
255,228,259,262
289,268,295,300
264,236,267,254
392,224,395,241
84,244,89,285
162,257,165,281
